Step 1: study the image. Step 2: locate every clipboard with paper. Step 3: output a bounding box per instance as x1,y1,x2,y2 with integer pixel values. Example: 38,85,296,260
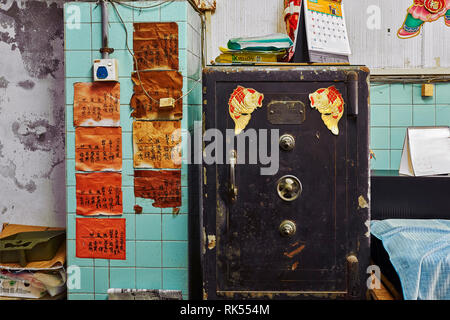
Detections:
399,127,450,177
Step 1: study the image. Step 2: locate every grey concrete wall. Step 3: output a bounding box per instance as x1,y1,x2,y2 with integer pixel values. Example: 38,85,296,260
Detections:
0,0,65,227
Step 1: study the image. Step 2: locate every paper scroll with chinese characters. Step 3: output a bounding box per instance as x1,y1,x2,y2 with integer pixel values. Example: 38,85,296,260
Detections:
134,170,181,208
75,127,122,171
76,218,126,260
133,22,179,71
73,82,120,127
130,70,183,120
76,172,122,216
133,121,181,169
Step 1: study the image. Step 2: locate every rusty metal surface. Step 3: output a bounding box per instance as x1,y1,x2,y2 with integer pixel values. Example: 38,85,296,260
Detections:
198,66,370,300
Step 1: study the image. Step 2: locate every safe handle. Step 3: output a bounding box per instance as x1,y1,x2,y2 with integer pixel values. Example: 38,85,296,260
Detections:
229,150,238,202
347,71,359,117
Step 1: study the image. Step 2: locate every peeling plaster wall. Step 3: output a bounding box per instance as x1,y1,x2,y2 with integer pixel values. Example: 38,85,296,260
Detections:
0,0,65,227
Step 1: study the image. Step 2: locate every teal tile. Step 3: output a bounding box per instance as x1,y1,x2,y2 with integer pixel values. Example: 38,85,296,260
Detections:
67,186,76,213
370,84,389,105
370,105,389,127
66,159,75,186
133,2,160,22
92,1,133,23
122,159,134,187
161,1,187,22
65,78,90,105
136,268,162,290
67,214,76,240
179,49,187,74
110,267,136,289
136,214,161,240
122,131,133,160
64,2,91,23
70,267,94,293
65,51,92,78
135,197,161,214
413,105,435,126
125,214,136,240
122,186,135,214
136,241,162,267
391,105,412,127
162,241,188,268
436,83,450,104
370,127,390,149
94,259,109,267
370,150,390,170
390,84,412,105
67,239,94,267
390,127,407,150
68,293,95,300
188,2,202,32
162,268,188,292
94,267,109,294
120,105,133,133
120,78,134,106
162,214,187,241
66,105,75,132
67,132,75,159
178,22,187,50
92,23,133,51
111,241,135,267
436,105,450,126
181,163,188,187
390,150,403,171
65,23,91,50
188,78,202,105
95,294,109,300
413,84,435,105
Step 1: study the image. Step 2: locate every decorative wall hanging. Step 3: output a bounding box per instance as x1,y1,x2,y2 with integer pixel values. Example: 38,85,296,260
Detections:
134,170,181,208
130,70,183,120
309,86,344,136
73,82,120,127
228,86,264,135
398,0,450,39
133,22,179,71
76,172,123,216
132,121,181,169
75,127,122,171
76,218,126,260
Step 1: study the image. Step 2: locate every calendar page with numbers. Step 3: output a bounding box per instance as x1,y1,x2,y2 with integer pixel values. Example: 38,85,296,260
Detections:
304,0,351,56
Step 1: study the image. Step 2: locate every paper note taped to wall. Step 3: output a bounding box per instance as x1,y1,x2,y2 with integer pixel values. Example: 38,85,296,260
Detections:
76,218,126,260
130,70,183,120
133,121,181,169
73,82,120,127
133,22,179,71
75,127,122,171
134,170,181,208
76,172,123,216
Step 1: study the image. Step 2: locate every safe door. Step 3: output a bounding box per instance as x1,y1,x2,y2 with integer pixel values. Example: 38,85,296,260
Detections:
200,66,370,300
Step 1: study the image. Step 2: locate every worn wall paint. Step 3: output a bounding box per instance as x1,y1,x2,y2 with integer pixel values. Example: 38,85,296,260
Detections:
208,0,450,70
0,0,65,227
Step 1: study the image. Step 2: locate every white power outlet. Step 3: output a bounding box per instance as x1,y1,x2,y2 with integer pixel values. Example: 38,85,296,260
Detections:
93,59,119,82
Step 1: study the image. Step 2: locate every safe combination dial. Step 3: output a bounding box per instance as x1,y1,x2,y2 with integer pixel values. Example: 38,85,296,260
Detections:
276,175,302,201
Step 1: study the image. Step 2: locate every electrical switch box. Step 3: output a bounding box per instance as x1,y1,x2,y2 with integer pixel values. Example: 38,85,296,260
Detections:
93,59,119,82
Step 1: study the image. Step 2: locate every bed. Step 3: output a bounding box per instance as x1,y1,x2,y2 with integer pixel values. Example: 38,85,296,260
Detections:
370,172,450,300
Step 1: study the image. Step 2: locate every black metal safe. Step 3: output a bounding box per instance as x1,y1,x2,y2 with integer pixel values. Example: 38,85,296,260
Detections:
192,66,370,300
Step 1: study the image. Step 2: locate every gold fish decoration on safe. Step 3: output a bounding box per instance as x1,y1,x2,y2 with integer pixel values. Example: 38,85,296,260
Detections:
228,86,264,135
309,86,344,136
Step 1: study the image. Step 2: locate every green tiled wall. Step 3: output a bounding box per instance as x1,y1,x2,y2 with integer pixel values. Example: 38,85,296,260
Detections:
370,83,450,171
64,1,202,300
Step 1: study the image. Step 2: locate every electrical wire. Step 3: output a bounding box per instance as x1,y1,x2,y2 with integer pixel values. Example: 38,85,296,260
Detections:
109,0,203,106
